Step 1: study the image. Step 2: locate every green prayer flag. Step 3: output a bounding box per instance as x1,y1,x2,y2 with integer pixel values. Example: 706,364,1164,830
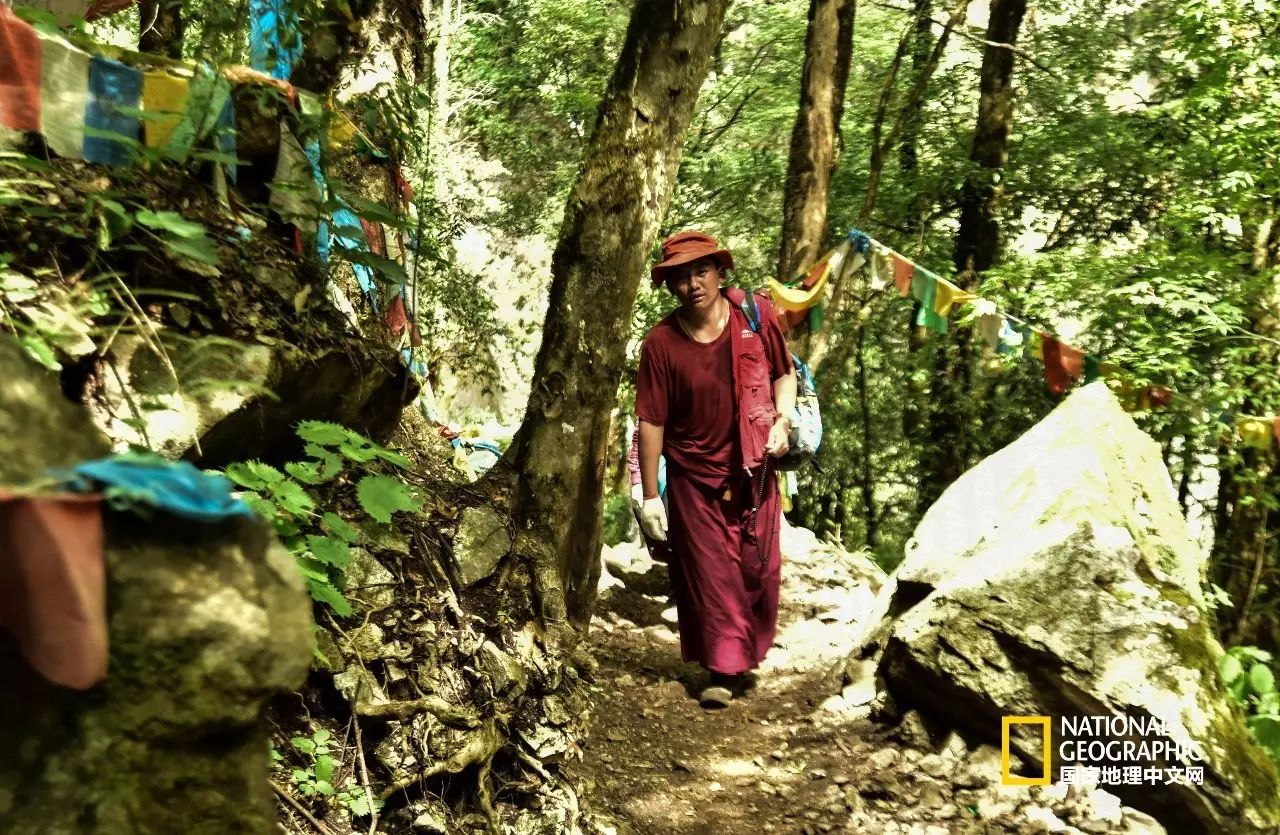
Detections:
911,268,947,334
808,300,826,332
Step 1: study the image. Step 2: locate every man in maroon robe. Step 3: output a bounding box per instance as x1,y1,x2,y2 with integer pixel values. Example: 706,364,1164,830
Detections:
634,230,796,708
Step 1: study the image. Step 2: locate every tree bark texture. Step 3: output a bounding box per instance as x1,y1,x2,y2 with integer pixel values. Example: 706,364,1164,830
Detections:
777,0,856,287
916,0,1026,513
1214,210,1279,649
505,0,732,629
138,0,185,59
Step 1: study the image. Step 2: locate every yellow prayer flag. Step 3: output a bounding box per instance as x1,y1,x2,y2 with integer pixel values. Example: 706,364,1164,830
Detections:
39,34,91,160
770,245,843,312
932,278,975,318
142,71,189,149
1238,417,1274,450
329,111,359,148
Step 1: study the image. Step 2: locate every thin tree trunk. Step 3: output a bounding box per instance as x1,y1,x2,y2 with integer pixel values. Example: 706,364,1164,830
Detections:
1214,209,1279,647
777,0,857,288
138,0,184,59
807,0,967,374
916,0,1026,514
432,0,452,201
502,0,732,628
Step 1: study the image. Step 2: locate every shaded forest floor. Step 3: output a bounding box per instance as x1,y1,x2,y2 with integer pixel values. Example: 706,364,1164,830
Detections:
570,527,1169,835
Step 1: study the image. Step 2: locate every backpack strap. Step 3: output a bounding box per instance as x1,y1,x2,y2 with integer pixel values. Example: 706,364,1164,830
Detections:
724,286,763,333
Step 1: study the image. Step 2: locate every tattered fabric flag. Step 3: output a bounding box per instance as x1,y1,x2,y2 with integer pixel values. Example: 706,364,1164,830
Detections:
39,34,91,160
84,56,142,167
141,71,189,150
0,6,42,132
997,319,1029,355
393,165,413,206
360,218,387,256
973,298,1001,350
385,293,409,338
249,0,302,81
0,492,107,690
867,244,894,292
331,205,379,312
892,252,914,297
1275,417,1280,447
161,65,232,163
1040,334,1085,395
910,268,952,334
270,124,322,232
1238,417,1274,450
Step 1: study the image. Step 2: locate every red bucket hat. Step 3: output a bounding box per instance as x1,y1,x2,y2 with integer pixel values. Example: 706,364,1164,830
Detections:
650,230,735,287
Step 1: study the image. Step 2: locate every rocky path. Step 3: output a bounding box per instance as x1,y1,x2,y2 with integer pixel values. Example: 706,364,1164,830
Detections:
571,524,1170,835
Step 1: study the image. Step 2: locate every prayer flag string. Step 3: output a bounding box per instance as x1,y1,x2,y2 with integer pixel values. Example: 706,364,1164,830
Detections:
781,227,1280,451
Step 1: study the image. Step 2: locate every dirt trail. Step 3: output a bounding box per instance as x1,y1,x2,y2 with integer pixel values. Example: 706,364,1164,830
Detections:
571,525,1170,835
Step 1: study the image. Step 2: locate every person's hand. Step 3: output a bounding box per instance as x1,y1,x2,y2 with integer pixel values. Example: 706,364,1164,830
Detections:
639,497,668,542
765,415,791,457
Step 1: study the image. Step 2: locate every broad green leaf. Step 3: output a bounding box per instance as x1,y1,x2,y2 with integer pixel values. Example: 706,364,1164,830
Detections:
322,512,361,543
356,474,421,523
162,233,220,267
297,420,351,446
246,461,286,484
314,753,337,783
1221,653,1244,685
307,535,351,569
314,780,335,796
1250,663,1275,695
291,737,316,755
374,447,413,467
225,462,267,491
135,209,207,239
345,249,408,285
307,578,353,616
286,460,328,485
304,443,344,480
268,479,316,517
338,441,382,462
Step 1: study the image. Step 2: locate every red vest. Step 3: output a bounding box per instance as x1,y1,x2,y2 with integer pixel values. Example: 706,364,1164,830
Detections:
724,287,778,473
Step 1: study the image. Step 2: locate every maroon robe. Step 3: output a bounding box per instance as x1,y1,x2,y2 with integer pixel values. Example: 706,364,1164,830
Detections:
635,294,790,674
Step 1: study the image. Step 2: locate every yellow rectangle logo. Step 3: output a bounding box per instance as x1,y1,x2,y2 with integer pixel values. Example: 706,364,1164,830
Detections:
1002,716,1052,785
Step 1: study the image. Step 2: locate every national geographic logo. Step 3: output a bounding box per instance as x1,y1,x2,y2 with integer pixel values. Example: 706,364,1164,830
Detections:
1001,714,1206,787
1001,716,1052,785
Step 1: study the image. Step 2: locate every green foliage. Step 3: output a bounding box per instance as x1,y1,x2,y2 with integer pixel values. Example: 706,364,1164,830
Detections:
1222,645,1280,765
283,727,383,817
226,421,422,618
601,489,633,548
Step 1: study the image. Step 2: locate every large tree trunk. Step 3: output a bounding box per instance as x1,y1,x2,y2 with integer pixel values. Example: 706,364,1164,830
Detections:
916,0,1026,513
503,0,732,629
1214,208,1279,649
777,0,856,288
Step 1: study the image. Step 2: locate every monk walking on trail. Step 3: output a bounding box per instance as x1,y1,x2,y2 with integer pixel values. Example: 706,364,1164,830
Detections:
633,231,797,708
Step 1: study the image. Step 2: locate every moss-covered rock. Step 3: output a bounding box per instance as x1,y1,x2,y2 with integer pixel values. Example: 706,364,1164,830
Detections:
0,338,313,835
873,382,1280,834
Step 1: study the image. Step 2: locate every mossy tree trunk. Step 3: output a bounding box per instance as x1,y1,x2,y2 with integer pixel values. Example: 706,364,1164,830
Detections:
777,0,856,291
916,0,1026,514
503,0,732,629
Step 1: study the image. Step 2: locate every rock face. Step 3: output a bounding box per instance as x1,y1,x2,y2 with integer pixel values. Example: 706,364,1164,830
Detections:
872,382,1280,834
453,504,511,586
0,340,313,834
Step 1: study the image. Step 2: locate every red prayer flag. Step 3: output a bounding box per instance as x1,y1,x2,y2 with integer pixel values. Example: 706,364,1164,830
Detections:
386,294,409,337
892,253,914,297
0,6,42,132
393,166,413,206
1274,417,1280,446
360,218,386,256
0,493,107,690
1041,335,1085,395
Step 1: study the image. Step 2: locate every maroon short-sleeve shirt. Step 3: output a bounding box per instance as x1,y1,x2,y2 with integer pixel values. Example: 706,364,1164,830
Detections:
635,295,791,486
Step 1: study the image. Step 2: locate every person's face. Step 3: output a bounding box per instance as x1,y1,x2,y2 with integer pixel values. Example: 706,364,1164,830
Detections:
666,257,723,313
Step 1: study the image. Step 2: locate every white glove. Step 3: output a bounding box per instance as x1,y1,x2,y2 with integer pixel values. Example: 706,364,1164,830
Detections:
639,496,668,542
630,483,645,519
